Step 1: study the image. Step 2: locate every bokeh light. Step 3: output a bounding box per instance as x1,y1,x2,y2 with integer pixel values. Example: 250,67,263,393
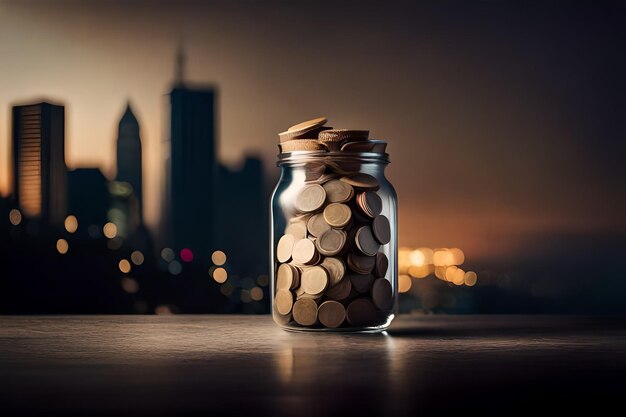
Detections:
180,248,193,262
409,249,425,266
168,260,182,275
130,250,144,265
211,250,227,266
240,289,251,303
250,286,264,301
213,267,228,283
449,248,465,265
64,215,78,233
56,238,69,254
102,222,117,239
118,259,131,273
220,282,234,296
398,274,412,293
257,274,269,286
161,247,175,262
155,305,173,315
9,209,22,226
464,271,478,286
121,277,139,293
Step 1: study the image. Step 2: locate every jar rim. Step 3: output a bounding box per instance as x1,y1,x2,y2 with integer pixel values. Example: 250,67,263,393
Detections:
277,151,390,166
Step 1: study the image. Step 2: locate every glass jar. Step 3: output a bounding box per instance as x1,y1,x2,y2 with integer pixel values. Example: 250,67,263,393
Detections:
270,150,398,332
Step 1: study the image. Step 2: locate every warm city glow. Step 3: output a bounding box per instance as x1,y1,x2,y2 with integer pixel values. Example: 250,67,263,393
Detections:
103,222,117,239
64,215,78,233
130,250,144,265
9,209,22,226
118,259,131,273
211,250,227,266
56,238,69,254
399,246,478,287
213,267,228,283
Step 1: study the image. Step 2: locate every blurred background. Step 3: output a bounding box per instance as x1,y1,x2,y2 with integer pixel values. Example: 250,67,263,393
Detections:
1,0,624,315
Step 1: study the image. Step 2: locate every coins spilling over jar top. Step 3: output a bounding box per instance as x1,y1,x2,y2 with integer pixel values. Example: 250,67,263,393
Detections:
273,119,394,330
277,117,388,154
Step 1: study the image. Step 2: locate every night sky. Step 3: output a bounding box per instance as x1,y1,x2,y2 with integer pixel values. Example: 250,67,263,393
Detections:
1,0,624,264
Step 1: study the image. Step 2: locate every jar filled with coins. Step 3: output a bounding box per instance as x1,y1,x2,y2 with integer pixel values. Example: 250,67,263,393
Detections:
271,117,398,332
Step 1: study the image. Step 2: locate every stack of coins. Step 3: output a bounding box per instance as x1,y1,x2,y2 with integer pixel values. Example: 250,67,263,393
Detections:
274,120,394,329
278,117,388,154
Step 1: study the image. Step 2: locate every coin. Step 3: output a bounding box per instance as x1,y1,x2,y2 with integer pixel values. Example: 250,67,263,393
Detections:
285,221,307,239
292,238,318,265
322,180,354,203
320,257,346,287
346,298,377,327
276,234,295,263
275,289,294,315
296,292,323,301
318,301,346,328
301,266,329,295
357,191,383,218
318,129,369,142
375,252,388,278
349,273,374,294
279,139,327,152
355,226,380,257
372,278,393,310
279,117,328,142
323,203,352,228
340,139,386,152
308,172,340,185
315,228,347,256
293,298,318,326
304,162,326,182
325,276,352,300
295,184,326,213
347,252,376,274
273,304,292,325
372,215,391,244
340,173,379,190
277,263,300,290
306,213,331,238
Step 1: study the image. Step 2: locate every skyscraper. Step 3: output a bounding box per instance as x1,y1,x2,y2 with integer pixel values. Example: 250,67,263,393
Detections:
164,45,217,255
12,102,66,228
116,102,143,222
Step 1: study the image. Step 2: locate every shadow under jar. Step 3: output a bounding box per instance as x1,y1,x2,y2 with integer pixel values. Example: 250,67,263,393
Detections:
271,150,398,332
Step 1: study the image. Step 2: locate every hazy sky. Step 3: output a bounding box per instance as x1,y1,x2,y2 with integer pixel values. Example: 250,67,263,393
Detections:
1,0,624,261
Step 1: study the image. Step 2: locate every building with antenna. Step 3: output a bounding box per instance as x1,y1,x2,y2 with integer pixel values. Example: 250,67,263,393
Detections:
116,102,143,223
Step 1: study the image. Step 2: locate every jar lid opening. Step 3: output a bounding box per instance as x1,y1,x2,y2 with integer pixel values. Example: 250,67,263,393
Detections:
277,151,390,166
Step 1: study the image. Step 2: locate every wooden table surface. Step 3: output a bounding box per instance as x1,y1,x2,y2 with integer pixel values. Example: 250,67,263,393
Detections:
1,315,625,416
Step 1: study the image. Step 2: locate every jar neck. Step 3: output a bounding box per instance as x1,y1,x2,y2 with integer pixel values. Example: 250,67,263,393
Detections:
277,151,389,168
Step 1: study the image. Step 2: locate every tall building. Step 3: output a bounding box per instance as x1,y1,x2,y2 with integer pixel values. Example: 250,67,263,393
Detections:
116,103,143,222
164,45,217,254
12,102,66,228
67,168,110,235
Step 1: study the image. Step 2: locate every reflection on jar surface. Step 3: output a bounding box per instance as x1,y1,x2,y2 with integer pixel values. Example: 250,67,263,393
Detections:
271,151,398,332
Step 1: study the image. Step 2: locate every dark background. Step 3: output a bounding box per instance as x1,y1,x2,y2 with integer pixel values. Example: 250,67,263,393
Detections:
1,0,625,314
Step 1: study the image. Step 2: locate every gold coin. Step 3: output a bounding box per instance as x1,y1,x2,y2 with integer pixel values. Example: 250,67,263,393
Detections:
320,257,345,287
325,277,352,300
296,292,323,301
318,129,369,142
285,221,307,240
287,117,328,132
323,203,352,228
322,180,354,203
375,252,388,278
346,298,377,327
307,213,331,238
340,173,379,190
292,238,318,265
278,117,328,142
355,226,380,257
276,264,293,290
280,140,326,152
318,301,346,328
301,266,329,295
295,184,326,213
357,191,383,218
372,278,393,311
293,298,318,326
276,234,295,263
372,215,391,244
347,252,375,274
275,289,294,315
315,228,347,256
349,273,374,294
